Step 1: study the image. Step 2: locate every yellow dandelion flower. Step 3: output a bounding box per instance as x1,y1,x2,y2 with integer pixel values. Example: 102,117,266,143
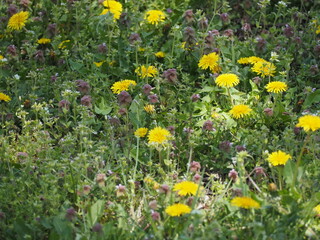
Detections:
37,38,51,44
94,61,105,67
198,52,220,72
165,203,191,217
229,104,252,119
148,126,171,144
237,56,266,65
296,115,320,132
135,65,158,78
138,47,145,52
7,11,29,31
173,181,199,196
144,10,165,25
267,150,291,166
155,51,165,58
144,104,155,114
314,204,320,216
100,0,123,20
0,92,11,102
58,40,70,49
231,197,260,209
0,55,6,65
215,73,240,88
265,81,288,93
111,80,137,94
251,61,276,77
316,26,320,34
134,128,148,138
211,111,220,119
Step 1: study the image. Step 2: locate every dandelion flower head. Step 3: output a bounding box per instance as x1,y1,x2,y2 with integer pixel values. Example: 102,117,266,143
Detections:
155,51,165,58
251,61,276,77
314,204,320,216
148,126,171,144
267,150,291,166
165,203,191,217
229,104,252,119
58,40,70,49
265,81,288,93
100,0,123,20
134,128,148,138
238,56,266,65
135,65,158,78
144,104,155,114
198,52,220,73
94,61,105,67
231,197,260,209
111,80,137,94
37,38,51,44
215,73,239,88
0,92,11,102
173,181,199,196
296,115,320,132
7,11,29,30
145,10,165,25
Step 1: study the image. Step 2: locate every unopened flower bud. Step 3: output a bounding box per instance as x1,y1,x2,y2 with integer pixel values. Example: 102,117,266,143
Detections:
219,141,232,153
163,68,178,83
92,223,103,233
148,94,159,103
159,184,170,194
151,211,160,221
65,208,76,221
75,79,90,94
223,29,233,37
58,100,70,111
191,94,200,102
190,161,201,173
198,17,208,30
183,9,194,24
83,185,91,195
81,95,92,107
118,91,132,105
142,84,153,95
235,145,246,152
129,33,141,45
283,24,294,38
193,173,201,183
96,173,106,187
203,120,215,131
264,108,273,117
228,169,238,181
116,184,126,197
149,200,158,210
97,43,107,53
220,13,229,23
268,183,277,191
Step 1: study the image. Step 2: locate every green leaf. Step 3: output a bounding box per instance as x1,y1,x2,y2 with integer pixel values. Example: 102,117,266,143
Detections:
303,89,320,108
87,200,105,228
283,160,295,184
94,98,112,115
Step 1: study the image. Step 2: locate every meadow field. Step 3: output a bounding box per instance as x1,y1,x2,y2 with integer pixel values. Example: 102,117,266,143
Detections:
0,0,320,239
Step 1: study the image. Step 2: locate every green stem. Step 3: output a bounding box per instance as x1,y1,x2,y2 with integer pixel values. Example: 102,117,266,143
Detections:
133,137,140,182
293,134,311,185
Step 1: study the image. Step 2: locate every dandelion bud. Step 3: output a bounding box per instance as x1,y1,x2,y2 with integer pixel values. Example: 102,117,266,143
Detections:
65,208,76,221
97,43,107,53
264,108,273,117
116,184,126,197
235,145,246,152
58,100,70,111
228,169,238,181
198,17,208,30
189,161,201,173
203,120,215,131
220,13,229,23
83,185,91,195
92,223,103,233
96,173,106,187
81,95,92,107
148,94,159,104
118,91,132,106
283,24,294,38
163,68,178,83
142,84,153,95
219,141,232,153
223,29,233,37
151,211,160,221
128,33,141,45
191,94,200,102
183,9,194,24
75,79,90,94
8,4,18,16
193,173,201,183
159,184,170,194
118,108,127,116
268,183,277,191
149,200,158,210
